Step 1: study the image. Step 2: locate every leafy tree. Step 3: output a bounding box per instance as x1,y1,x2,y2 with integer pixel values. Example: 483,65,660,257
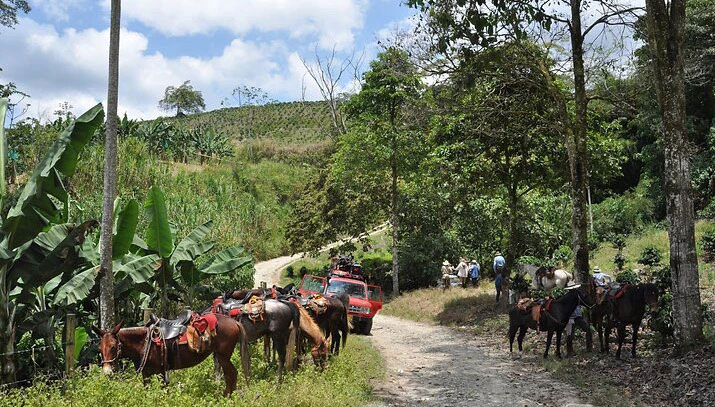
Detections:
644,0,704,347
0,0,29,28
159,80,206,117
341,47,424,295
429,43,567,267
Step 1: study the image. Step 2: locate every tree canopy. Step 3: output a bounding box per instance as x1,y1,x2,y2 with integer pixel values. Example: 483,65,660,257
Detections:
159,80,206,117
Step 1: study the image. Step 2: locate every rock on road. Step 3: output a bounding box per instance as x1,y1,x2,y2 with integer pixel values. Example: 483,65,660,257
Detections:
367,314,593,407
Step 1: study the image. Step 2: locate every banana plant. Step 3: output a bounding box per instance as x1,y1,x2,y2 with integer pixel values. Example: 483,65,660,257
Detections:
0,103,104,385
142,185,252,314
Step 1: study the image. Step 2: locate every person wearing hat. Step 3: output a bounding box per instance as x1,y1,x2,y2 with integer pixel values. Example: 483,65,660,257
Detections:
469,260,481,287
564,282,593,355
493,251,507,302
441,260,452,290
455,257,469,288
592,266,612,287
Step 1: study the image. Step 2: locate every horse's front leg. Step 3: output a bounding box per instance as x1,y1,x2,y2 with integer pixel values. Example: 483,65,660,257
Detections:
544,330,553,358
517,326,528,352
508,324,518,352
631,322,640,358
615,323,626,360
555,329,563,359
604,319,612,354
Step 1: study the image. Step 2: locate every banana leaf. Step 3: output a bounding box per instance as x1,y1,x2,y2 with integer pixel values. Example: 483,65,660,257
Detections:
144,186,173,258
113,199,139,259
170,220,214,267
0,98,7,206
2,104,104,251
53,266,98,306
199,246,253,275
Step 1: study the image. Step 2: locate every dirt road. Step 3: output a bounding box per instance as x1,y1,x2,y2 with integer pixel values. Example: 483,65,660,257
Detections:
252,223,390,288
367,314,593,407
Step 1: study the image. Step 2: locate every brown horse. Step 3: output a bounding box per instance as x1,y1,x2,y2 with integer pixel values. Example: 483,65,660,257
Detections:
291,300,330,368
604,283,659,359
94,314,244,396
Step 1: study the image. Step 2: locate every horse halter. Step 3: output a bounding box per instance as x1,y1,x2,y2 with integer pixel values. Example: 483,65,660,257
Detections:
101,336,122,365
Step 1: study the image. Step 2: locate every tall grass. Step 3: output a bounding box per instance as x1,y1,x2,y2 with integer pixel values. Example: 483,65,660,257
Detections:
0,337,383,407
69,138,314,260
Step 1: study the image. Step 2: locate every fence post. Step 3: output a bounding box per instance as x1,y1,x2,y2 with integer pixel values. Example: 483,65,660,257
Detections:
65,313,76,375
143,308,154,324
260,281,267,290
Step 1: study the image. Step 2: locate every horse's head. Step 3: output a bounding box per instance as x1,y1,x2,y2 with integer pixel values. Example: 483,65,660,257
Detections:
92,321,123,375
311,340,330,369
643,284,659,312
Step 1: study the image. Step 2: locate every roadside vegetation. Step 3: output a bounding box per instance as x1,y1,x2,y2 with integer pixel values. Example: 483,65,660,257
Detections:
0,337,382,407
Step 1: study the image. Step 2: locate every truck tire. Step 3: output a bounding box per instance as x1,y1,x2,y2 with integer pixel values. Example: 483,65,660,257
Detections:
362,318,373,335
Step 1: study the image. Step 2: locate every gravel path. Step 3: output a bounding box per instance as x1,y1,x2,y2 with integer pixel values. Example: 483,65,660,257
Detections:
367,314,593,407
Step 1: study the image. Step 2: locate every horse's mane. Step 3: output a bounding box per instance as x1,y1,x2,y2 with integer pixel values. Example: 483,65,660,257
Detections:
295,304,325,347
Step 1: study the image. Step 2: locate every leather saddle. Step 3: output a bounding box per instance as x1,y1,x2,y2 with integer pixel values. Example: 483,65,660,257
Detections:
148,310,193,340
217,299,243,317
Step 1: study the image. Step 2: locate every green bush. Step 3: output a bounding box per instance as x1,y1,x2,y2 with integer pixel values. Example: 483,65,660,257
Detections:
638,246,663,268
285,265,294,277
592,179,654,241
702,228,715,263
616,269,641,285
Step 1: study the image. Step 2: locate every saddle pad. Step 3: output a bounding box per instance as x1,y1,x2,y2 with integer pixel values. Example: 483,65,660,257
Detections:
613,284,629,300
517,298,533,313
544,298,554,312
244,295,266,321
192,313,218,334
531,305,542,324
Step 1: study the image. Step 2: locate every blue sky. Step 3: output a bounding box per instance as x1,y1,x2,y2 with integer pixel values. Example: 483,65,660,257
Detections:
0,0,416,120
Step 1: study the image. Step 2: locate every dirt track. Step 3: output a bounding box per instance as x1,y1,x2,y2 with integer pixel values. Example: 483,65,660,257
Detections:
367,314,593,407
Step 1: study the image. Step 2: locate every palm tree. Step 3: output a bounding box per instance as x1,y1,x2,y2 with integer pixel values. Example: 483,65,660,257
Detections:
99,0,121,330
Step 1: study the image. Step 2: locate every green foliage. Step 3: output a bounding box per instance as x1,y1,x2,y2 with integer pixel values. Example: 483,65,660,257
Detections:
285,265,294,277
189,126,233,162
1,337,383,407
638,246,663,268
0,0,30,28
702,228,715,263
592,178,655,241
615,269,640,285
159,80,206,116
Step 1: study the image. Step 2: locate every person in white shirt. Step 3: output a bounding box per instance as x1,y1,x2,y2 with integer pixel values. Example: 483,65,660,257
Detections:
592,266,612,287
441,260,452,290
455,258,469,288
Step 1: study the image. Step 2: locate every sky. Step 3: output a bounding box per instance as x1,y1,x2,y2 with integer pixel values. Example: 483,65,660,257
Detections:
0,0,415,121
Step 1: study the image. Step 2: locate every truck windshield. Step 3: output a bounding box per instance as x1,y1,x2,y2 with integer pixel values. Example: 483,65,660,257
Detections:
302,276,324,292
327,280,366,299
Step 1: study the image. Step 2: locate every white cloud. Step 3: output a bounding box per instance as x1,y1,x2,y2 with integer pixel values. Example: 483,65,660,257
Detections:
30,0,88,22
105,0,367,51
0,18,329,121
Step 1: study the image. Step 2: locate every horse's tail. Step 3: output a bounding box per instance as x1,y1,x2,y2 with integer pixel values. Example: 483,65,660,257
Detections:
236,321,251,383
285,302,300,371
341,302,349,349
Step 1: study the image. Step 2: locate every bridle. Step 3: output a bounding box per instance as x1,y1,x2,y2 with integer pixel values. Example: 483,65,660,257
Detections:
101,336,122,365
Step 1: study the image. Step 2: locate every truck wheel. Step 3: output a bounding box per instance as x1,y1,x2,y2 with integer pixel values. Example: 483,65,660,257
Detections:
362,318,373,335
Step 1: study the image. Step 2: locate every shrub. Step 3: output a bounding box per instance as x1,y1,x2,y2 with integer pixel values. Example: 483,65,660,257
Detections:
616,269,640,285
552,244,573,266
285,265,294,277
650,292,674,338
638,246,663,268
702,228,715,263
612,235,627,271
299,266,308,277
592,179,654,241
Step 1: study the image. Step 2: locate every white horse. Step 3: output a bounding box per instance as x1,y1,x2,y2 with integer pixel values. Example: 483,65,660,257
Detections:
525,266,572,290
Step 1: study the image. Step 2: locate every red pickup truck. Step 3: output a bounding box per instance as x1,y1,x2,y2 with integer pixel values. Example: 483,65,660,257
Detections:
298,271,383,335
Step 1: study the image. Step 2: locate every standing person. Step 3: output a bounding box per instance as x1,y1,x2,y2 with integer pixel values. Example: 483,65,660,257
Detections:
455,257,469,288
469,260,481,287
493,251,506,302
592,266,612,287
441,260,452,290
565,283,593,355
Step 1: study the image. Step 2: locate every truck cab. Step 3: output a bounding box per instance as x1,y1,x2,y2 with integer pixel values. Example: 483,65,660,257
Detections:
298,271,383,335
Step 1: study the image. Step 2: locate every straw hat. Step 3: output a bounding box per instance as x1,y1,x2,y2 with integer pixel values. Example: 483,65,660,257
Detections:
565,281,581,290
442,260,451,266
470,259,477,264
593,266,601,273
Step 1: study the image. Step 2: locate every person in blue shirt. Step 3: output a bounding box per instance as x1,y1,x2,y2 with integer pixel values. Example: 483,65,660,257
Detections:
469,260,480,287
493,252,507,302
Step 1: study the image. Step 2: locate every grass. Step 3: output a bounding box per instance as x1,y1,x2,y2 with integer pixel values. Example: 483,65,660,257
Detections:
68,138,315,261
1,337,383,407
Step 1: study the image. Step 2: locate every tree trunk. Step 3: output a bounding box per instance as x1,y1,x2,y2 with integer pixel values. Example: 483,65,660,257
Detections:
645,0,704,347
506,183,519,270
0,270,16,385
568,0,591,286
99,0,121,331
390,144,400,296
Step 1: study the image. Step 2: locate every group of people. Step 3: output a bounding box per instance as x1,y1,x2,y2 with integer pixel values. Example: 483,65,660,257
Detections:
441,252,508,292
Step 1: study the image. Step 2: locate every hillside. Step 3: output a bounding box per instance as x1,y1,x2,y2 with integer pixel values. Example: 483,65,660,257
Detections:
163,101,334,144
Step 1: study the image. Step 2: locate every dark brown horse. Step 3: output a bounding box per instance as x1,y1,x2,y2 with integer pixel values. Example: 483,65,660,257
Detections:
310,294,349,355
237,298,300,380
94,314,244,396
604,283,658,359
508,287,592,358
